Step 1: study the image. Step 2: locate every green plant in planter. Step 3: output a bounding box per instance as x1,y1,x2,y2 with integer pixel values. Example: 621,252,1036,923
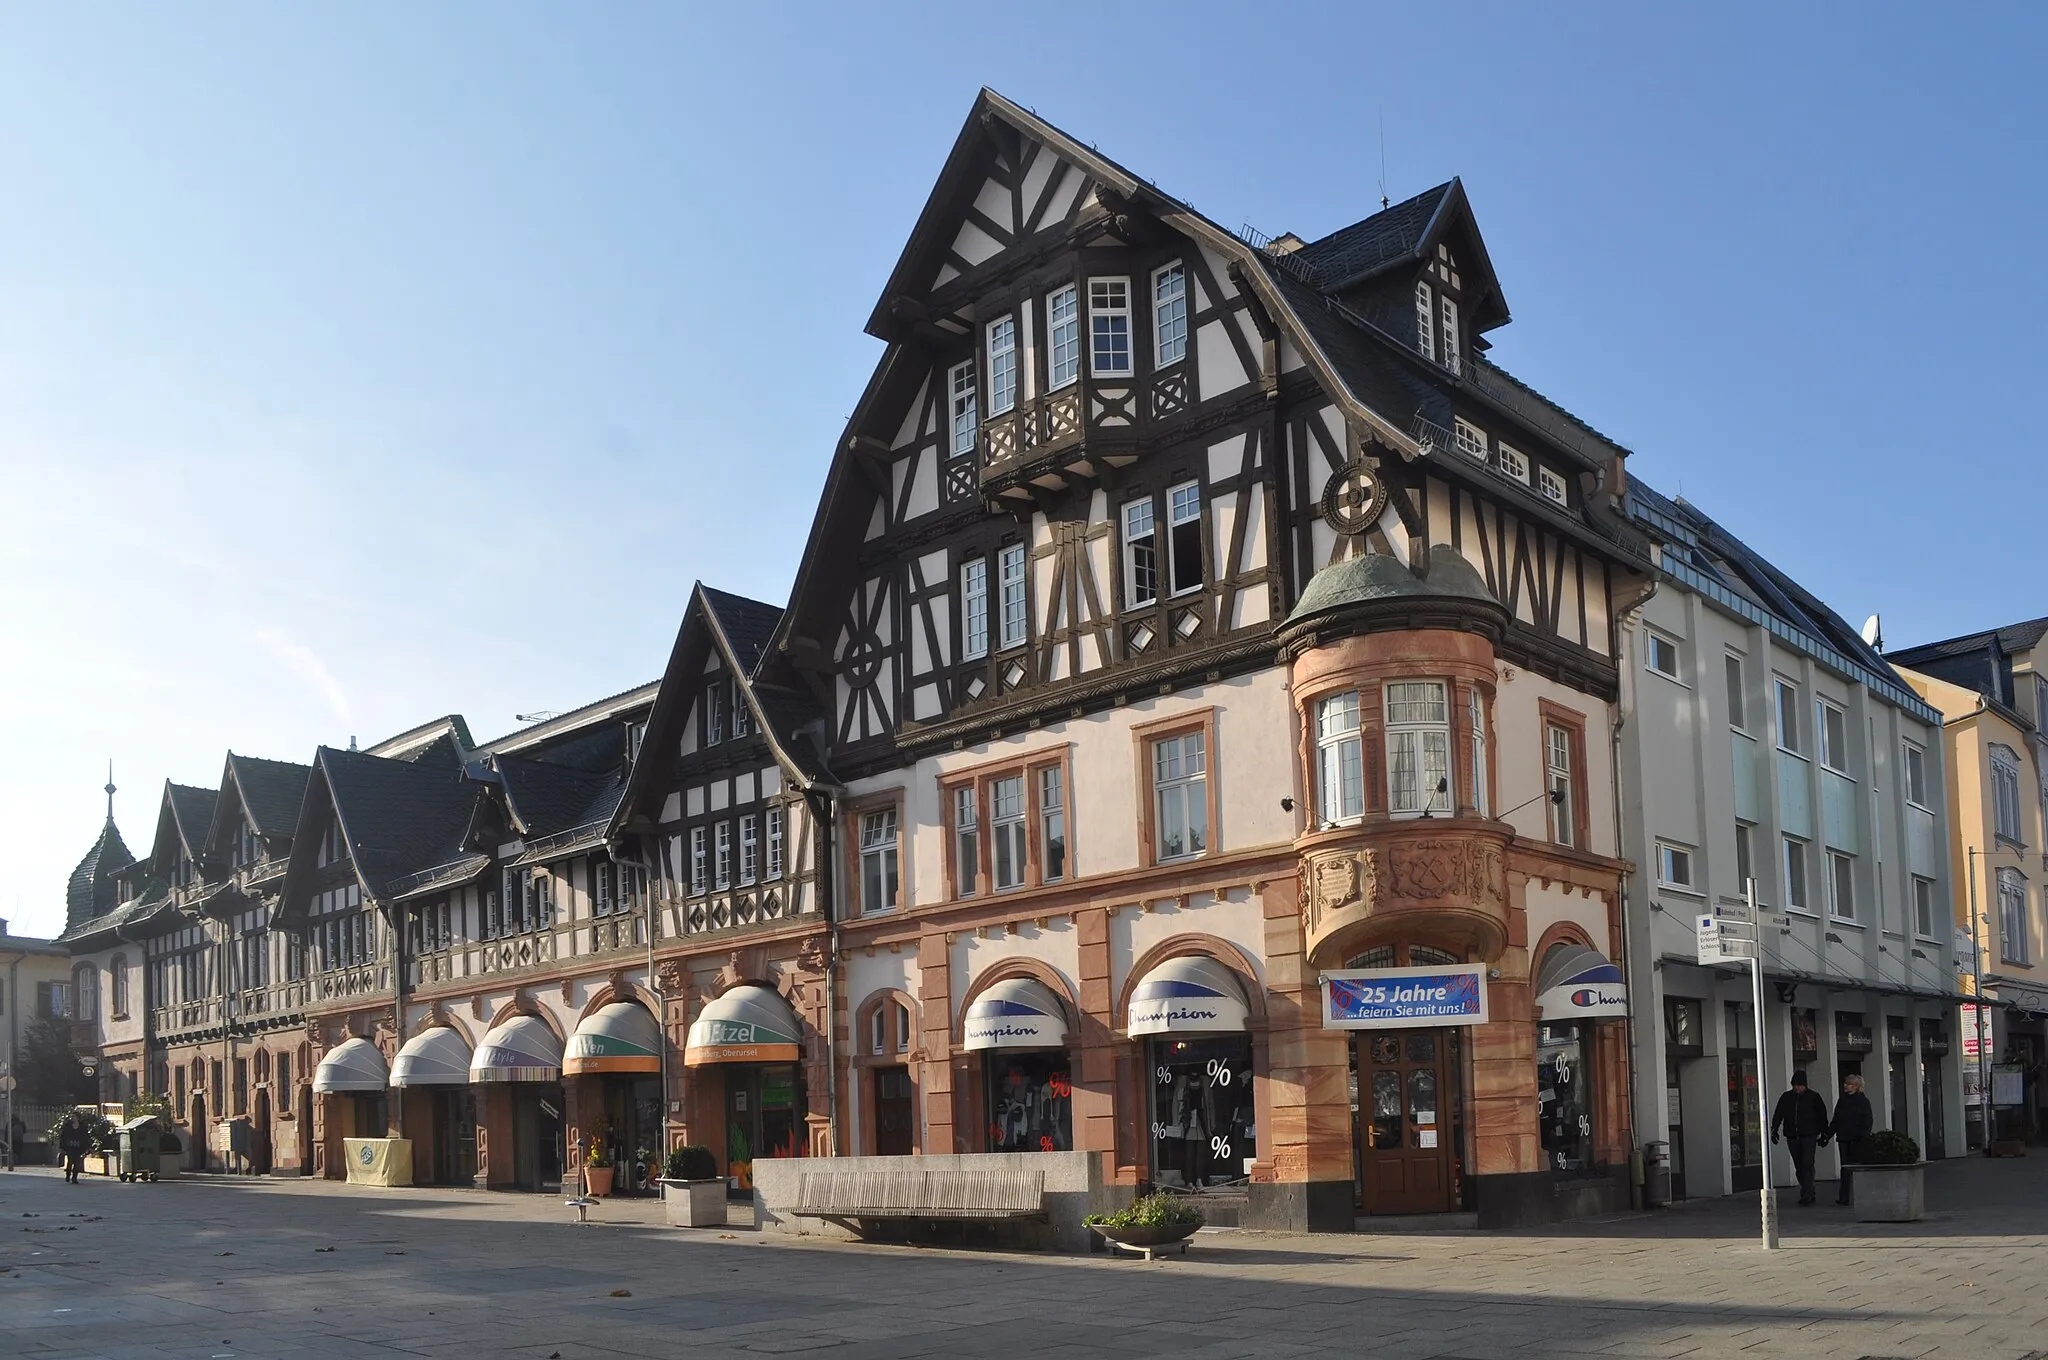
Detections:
586,1141,613,1168
1857,1129,1921,1165
666,1145,718,1181
1085,1192,1206,1231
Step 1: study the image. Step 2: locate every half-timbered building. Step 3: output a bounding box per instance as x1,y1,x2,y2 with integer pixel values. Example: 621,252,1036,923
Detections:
771,90,1650,1229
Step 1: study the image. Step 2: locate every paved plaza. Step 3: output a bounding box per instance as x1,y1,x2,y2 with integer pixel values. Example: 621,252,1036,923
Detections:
7,1159,2048,1359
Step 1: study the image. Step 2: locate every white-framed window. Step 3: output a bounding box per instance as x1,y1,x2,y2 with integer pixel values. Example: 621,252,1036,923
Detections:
1784,836,1810,912
1387,681,1453,817
1546,724,1575,846
991,775,1028,890
1415,280,1435,360
952,785,979,898
961,557,990,660
1498,443,1529,484
1817,699,1849,773
1039,766,1066,883
1453,417,1486,461
1993,745,2023,842
1646,629,1681,680
730,680,750,739
949,359,978,459
1658,842,1695,890
706,682,726,746
1167,482,1203,595
1122,498,1157,607
714,822,732,891
1439,295,1461,374
1089,277,1132,376
1152,731,1208,861
595,862,614,914
1047,284,1080,389
895,1000,912,1053
739,814,758,886
1735,822,1756,898
766,808,785,880
1775,679,1802,755
1316,691,1364,825
1152,262,1187,367
1913,874,1937,938
1726,654,1747,731
1469,688,1489,818
869,1006,888,1057
986,314,1017,415
690,827,708,896
2000,868,2030,964
998,544,1028,649
859,808,899,914
1538,466,1567,505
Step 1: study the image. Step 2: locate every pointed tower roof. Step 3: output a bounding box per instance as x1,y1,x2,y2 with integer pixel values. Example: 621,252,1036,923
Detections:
65,767,136,930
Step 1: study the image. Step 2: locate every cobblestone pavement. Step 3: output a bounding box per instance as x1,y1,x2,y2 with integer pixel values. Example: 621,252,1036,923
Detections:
6,1157,2048,1359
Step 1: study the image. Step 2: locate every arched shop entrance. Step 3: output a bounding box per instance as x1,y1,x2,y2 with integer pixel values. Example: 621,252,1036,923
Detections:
963,977,1073,1153
392,1025,477,1186
312,1037,390,1178
685,983,806,1194
564,1002,664,1194
1126,955,1257,1190
470,1015,564,1192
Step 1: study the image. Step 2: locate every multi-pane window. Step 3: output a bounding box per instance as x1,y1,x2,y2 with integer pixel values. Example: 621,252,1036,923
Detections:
1316,692,1365,825
714,822,732,891
991,775,1028,890
1039,767,1066,883
1167,483,1202,595
1658,843,1695,889
961,558,990,660
690,827,708,895
1546,724,1575,846
1089,278,1132,376
1453,418,1486,461
739,815,759,886
1538,466,1567,505
1047,284,1080,389
1904,742,1929,807
1784,837,1810,912
1388,682,1453,817
1993,746,2023,842
1439,294,1461,374
2000,869,2030,964
1646,629,1680,679
860,808,899,914
950,360,978,459
730,681,751,739
1775,680,1802,754
706,682,726,745
1498,443,1529,484
1817,700,1849,773
1913,875,1937,938
1152,731,1208,861
986,315,1017,415
1122,498,1157,607
952,786,979,897
595,862,614,914
1152,262,1187,366
766,808,785,880
1726,655,1747,730
1415,280,1435,359
112,959,129,1016
1469,689,1489,817
998,544,1028,649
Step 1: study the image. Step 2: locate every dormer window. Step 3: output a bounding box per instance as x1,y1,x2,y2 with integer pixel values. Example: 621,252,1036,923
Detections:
1538,467,1568,506
1419,249,1462,372
1439,295,1461,375
1498,443,1530,485
1415,281,1434,360
1453,418,1487,461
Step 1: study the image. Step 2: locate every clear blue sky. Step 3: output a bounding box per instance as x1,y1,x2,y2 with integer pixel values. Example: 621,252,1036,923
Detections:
3,4,2041,936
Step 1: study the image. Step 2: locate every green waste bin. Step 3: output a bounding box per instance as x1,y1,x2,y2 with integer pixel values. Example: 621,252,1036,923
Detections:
117,1116,163,1182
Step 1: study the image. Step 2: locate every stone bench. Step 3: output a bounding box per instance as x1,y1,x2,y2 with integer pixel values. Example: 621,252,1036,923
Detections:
790,1166,1046,1229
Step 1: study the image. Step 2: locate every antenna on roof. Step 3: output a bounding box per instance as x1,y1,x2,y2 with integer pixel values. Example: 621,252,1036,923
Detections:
516,711,559,724
104,760,116,822
1862,614,1884,650
1378,106,1390,211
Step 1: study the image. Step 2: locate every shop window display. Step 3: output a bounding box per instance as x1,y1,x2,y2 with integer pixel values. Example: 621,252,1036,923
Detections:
1537,1021,1594,1172
1148,1035,1255,1187
985,1051,1072,1152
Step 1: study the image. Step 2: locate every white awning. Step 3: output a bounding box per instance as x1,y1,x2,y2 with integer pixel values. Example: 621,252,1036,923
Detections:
1127,955,1252,1036
313,1036,389,1094
1535,944,1628,1020
390,1026,473,1087
963,978,1069,1051
684,984,803,1066
470,1014,564,1083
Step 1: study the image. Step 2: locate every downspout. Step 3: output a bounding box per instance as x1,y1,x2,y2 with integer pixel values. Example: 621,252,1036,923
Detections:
1612,574,1658,1210
810,784,846,1159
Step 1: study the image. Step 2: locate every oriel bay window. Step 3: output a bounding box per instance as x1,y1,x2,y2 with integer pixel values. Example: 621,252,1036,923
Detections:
944,753,1073,897
1316,691,1365,826
1310,681,1493,824
1387,682,1452,817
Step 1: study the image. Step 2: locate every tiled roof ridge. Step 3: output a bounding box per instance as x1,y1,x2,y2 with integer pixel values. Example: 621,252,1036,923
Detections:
474,679,661,753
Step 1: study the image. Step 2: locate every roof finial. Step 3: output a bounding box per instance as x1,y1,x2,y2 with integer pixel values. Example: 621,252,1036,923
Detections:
104,760,117,822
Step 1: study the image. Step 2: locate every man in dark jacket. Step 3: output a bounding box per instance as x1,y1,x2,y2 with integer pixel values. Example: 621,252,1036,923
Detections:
56,1113,90,1185
1828,1074,1875,1206
1770,1070,1831,1205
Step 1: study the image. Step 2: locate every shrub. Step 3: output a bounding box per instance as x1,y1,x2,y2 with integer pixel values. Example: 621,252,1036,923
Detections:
1857,1129,1920,1165
1085,1192,1205,1232
666,1145,718,1181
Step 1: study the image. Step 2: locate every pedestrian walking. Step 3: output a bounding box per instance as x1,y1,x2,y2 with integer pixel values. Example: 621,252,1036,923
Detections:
56,1112,90,1185
1770,1070,1832,1206
1828,1074,1875,1206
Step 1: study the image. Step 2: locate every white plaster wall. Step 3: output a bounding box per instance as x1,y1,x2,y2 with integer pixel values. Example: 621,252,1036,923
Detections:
1492,666,1619,858
951,922,1082,1019
844,948,922,1017
1524,879,1614,957
1109,889,1266,1005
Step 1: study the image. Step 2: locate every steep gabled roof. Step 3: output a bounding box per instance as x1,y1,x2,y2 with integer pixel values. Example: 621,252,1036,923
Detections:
364,715,473,764
701,587,782,678
1293,181,1458,286
494,753,619,840
65,815,135,931
476,682,660,757
279,746,480,917
204,752,314,856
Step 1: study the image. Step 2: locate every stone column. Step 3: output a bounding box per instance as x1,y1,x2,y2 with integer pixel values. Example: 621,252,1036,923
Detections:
1074,907,1116,1157
917,931,956,1153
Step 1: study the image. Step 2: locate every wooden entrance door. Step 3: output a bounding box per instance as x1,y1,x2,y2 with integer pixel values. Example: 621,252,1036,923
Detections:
873,1066,913,1156
1359,1029,1456,1214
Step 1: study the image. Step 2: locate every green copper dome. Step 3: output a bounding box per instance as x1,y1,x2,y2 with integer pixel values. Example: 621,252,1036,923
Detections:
1285,549,1497,628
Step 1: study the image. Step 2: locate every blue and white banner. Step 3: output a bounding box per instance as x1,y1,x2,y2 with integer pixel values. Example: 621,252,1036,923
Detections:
1321,965,1488,1030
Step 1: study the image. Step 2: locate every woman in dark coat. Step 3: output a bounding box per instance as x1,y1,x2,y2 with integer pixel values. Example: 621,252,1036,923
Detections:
1828,1074,1875,1206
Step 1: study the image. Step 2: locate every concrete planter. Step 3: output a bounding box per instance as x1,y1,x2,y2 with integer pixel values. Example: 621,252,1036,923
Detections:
662,1178,727,1228
1846,1162,1925,1222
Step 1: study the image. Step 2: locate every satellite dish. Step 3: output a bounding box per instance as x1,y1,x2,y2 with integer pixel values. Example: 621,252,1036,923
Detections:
1861,614,1883,649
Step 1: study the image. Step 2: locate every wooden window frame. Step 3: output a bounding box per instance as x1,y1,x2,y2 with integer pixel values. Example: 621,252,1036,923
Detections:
842,789,906,918
986,313,1018,415
1046,282,1080,390
1151,260,1187,368
939,747,1075,900
1538,699,1591,850
1537,465,1567,505
1088,276,1133,377
1132,708,1220,870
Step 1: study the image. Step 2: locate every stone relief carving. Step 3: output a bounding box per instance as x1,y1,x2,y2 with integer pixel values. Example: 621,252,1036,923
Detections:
1384,838,1505,904
654,961,686,997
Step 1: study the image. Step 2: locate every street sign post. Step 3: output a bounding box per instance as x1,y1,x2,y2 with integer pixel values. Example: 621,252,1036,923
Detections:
1701,886,1775,1250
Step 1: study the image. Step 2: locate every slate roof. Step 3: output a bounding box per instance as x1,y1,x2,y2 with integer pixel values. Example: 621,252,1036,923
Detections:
1293,181,1458,288
56,879,174,946
64,818,136,931
164,784,219,859
226,755,313,837
496,754,622,840
1890,618,2048,666
364,716,473,764
316,746,480,904
702,587,783,678
475,682,660,756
